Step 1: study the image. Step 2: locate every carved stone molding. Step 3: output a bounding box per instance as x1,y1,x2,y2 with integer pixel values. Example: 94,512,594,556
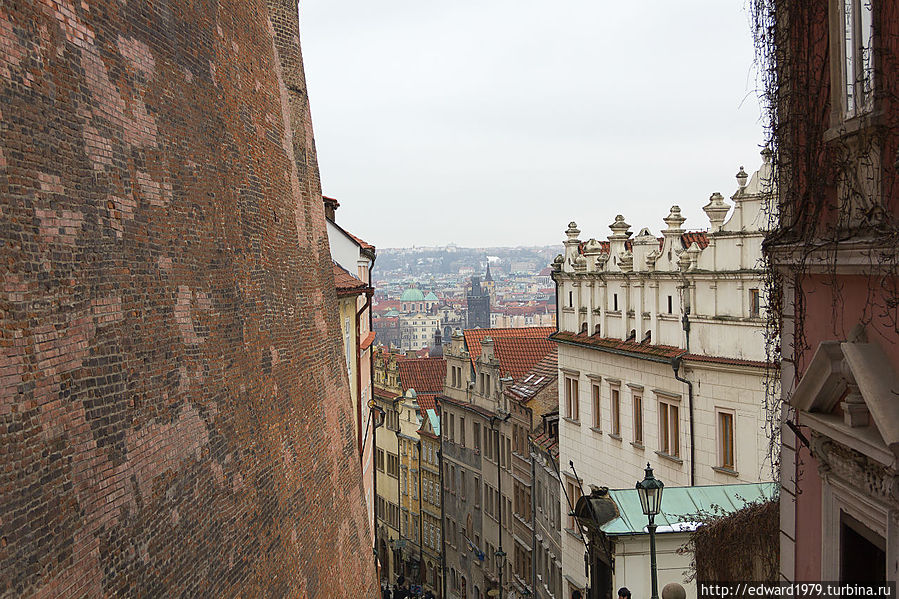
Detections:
810,432,899,505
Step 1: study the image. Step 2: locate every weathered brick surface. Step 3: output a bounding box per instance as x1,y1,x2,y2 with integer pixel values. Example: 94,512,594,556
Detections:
0,0,378,596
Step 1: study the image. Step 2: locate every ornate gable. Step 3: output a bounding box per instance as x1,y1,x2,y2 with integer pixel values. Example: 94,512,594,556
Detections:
792,338,899,467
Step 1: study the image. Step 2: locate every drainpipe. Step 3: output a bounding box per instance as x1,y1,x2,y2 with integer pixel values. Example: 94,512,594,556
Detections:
530,436,537,598
438,400,447,599
356,289,373,458
418,439,423,584
671,355,695,487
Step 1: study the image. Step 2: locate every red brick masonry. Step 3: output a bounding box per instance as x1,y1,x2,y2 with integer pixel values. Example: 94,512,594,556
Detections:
0,0,378,596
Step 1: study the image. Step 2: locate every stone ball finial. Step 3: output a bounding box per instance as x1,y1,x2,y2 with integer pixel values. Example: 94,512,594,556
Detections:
566,222,581,241
662,583,687,599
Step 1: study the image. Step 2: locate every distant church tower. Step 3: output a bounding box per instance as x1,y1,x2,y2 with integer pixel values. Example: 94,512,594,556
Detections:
482,262,496,304
466,275,490,329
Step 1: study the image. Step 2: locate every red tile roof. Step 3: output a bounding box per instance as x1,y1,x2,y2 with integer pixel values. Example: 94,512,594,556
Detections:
553,331,775,369
332,262,369,296
347,231,375,251
552,330,683,361
681,231,709,250
463,327,555,380
506,350,558,403
398,357,446,394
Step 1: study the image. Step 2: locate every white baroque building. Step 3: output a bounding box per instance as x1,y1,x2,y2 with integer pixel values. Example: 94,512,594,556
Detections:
553,152,777,597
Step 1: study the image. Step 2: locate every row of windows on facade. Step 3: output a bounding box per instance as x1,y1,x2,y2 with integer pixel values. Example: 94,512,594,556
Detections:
563,375,736,471
445,517,533,595
567,289,762,319
443,411,531,463
448,366,499,401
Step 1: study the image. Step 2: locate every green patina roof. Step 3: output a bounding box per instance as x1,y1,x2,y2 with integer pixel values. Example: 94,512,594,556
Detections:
425,291,438,301
426,408,440,436
401,288,425,302
601,481,777,536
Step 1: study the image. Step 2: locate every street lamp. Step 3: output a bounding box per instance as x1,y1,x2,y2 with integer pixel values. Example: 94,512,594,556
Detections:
495,549,507,599
636,463,664,599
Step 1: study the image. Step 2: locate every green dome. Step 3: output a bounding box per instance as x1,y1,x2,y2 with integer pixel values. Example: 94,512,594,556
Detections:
401,288,425,302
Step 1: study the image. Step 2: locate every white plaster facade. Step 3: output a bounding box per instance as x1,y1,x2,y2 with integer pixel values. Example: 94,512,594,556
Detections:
553,152,777,593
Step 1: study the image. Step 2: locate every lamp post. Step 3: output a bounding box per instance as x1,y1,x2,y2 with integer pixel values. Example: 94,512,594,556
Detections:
495,549,507,599
636,463,664,599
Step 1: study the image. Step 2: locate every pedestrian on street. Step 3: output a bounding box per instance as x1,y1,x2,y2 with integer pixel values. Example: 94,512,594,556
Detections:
618,587,632,599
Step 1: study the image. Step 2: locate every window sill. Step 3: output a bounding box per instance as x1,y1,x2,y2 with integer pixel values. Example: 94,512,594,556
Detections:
589,427,603,435
823,109,883,142
608,433,622,441
562,417,580,427
564,528,581,541
630,442,645,450
712,466,739,477
655,451,683,465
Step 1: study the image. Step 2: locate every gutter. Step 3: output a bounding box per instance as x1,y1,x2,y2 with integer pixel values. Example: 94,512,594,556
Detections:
551,334,674,365
671,354,695,487
356,288,373,458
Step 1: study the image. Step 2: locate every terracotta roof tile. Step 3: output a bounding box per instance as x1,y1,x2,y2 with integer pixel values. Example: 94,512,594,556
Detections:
553,331,775,369
552,330,683,361
681,231,709,250
398,357,446,394
347,231,375,251
332,262,369,296
463,327,555,379
506,350,558,403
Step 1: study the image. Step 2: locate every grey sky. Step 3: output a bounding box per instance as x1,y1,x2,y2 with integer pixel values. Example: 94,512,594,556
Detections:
299,1,765,249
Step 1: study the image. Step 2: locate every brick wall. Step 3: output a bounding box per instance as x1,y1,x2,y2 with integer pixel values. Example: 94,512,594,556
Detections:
0,0,378,596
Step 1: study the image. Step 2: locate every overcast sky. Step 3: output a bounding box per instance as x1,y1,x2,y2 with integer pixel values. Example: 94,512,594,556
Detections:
299,1,765,249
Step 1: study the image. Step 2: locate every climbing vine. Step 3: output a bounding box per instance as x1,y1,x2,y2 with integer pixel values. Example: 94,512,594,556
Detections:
749,0,899,479
678,498,780,583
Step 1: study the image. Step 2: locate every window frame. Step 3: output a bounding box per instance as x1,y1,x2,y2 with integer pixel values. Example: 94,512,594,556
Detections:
717,409,736,471
564,374,580,422
610,383,621,437
658,399,680,458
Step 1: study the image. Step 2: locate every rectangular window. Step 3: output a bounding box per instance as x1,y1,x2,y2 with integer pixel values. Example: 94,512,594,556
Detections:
633,394,643,444
841,0,875,117
460,417,466,447
387,454,400,478
565,376,579,421
376,448,385,472
474,422,481,452
591,382,601,429
566,479,582,531
749,288,760,318
719,411,735,470
610,386,620,435
449,413,455,443
659,401,680,457
474,475,481,507
460,468,466,498
667,295,673,314
613,293,618,311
